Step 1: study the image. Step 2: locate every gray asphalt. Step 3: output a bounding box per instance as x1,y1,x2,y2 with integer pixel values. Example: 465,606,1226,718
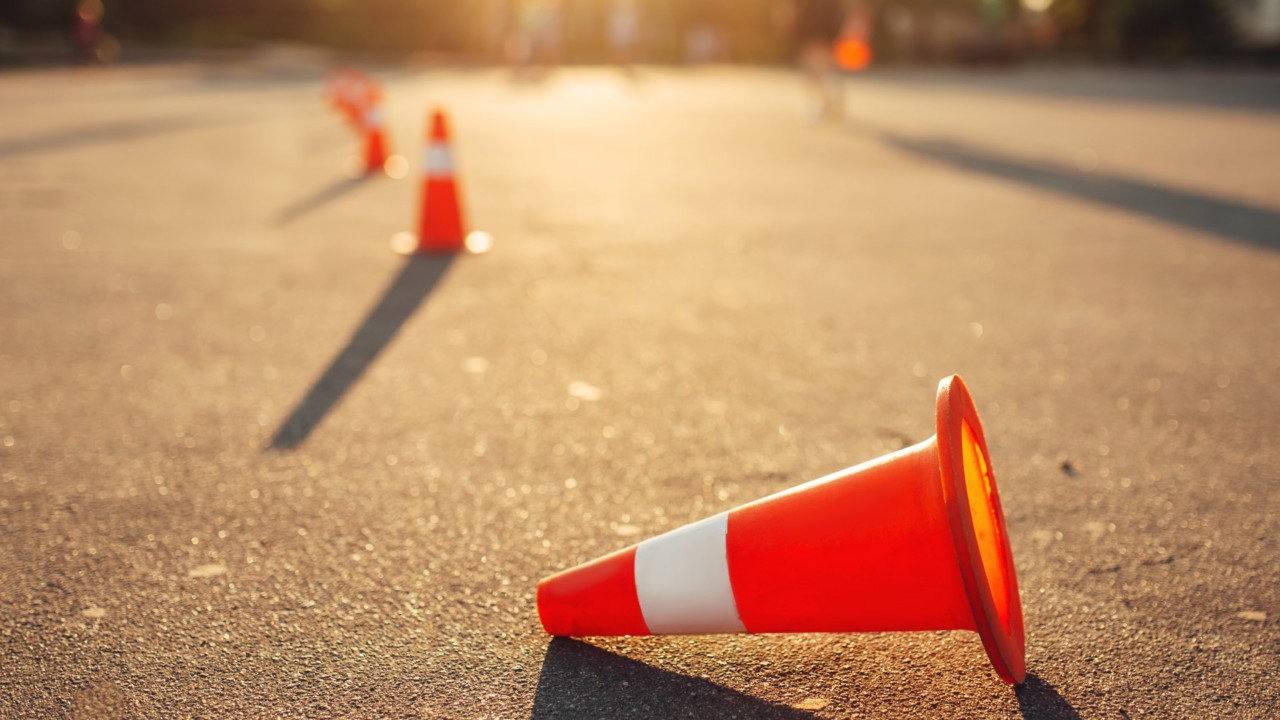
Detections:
1,62,1278,719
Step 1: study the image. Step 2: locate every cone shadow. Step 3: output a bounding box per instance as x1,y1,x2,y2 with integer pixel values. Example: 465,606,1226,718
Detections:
883,134,1280,253
531,638,818,720
270,255,455,449
855,73,1280,115
1015,674,1082,720
276,176,371,225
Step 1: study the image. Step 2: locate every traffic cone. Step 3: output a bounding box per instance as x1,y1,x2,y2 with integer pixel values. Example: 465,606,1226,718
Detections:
325,68,354,124
334,69,365,127
537,375,1026,684
415,109,466,252
357,80,390,176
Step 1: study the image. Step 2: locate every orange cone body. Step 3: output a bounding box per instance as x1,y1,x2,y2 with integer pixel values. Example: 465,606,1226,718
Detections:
537,375,1026,684
416,110,466,252
325,68,360,125
356,81,389,175
339,70,364,126
834,37,872,71
324,69,341,111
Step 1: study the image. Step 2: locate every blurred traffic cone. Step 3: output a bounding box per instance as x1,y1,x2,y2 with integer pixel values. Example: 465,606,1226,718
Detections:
329,68,364,126
537,375,1026,684
414,109,466,252
323,69,340,111
325,68,351,123
357,80,390,176
834,36,872,72
834,11,873,72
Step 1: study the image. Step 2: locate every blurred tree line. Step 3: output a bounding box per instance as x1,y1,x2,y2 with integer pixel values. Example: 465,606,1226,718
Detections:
0,0,1247,62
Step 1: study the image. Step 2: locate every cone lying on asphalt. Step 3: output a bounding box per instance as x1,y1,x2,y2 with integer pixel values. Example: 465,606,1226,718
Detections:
537,375,1026,684
414,109,466,253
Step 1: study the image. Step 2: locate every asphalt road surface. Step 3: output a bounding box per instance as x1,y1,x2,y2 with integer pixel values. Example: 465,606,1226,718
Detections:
2,61,1278,719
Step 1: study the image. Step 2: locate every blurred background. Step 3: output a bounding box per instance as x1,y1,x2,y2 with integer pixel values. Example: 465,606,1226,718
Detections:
3,0,1280,68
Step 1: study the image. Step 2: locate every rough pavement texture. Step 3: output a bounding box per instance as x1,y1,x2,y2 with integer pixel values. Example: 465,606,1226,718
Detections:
1,63,1278,719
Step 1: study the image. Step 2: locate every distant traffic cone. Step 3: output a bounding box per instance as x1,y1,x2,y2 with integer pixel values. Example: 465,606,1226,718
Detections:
325,68,352,123
415,109,466,252
329,68,364,126
357,80,390,176
537,375,1026,684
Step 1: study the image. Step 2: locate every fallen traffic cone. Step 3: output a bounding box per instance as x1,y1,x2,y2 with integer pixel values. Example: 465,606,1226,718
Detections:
414,109,466,252
537,375,1026,684
357,80,390,176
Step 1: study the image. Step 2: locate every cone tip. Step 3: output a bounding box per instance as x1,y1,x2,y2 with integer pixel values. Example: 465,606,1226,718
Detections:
535,546,649,638
536,567,591,638
535,577,557,635
429,109,449,142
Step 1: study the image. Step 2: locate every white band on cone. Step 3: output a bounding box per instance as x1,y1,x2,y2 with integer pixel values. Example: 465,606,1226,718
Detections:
422,145,454,176
633,512,746,634
364,107,385,127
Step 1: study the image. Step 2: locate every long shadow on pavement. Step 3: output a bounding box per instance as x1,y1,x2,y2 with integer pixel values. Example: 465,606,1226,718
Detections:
0,117,211,158
532,638,817,720
270,255,454,449
883,134,1280,254
1015,674,1082,720
854,72,1280,115
276,176,370,225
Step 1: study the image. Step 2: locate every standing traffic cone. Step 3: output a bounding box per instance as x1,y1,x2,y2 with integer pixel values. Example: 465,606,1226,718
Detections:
324,68,340,112
357,80,390,176
325,68,350,122
537,375,1026,684
328,68,363,127
415,109,466,252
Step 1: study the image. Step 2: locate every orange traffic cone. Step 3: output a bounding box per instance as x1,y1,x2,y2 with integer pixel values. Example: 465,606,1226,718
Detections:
414,109,466,252
357,80,390,176
334,68,365,127
325,68,354,124
537,375,1026,684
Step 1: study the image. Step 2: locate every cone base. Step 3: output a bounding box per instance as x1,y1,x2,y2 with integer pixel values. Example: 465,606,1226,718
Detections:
417,240,464,254
390,232,467,256
935,376,1026,684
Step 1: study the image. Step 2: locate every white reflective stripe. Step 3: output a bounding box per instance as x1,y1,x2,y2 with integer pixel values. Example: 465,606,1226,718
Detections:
422,145,454,175
364,107,385,127
634,512,745,634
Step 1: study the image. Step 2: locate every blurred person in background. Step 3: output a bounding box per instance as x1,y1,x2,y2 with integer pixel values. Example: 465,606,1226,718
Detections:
683,1,725,64
833,1,873,73
534,0,564,66
485,0,512,61
608,0,642,68
786,0,847,120
509,0,563,69
72,0,103,64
